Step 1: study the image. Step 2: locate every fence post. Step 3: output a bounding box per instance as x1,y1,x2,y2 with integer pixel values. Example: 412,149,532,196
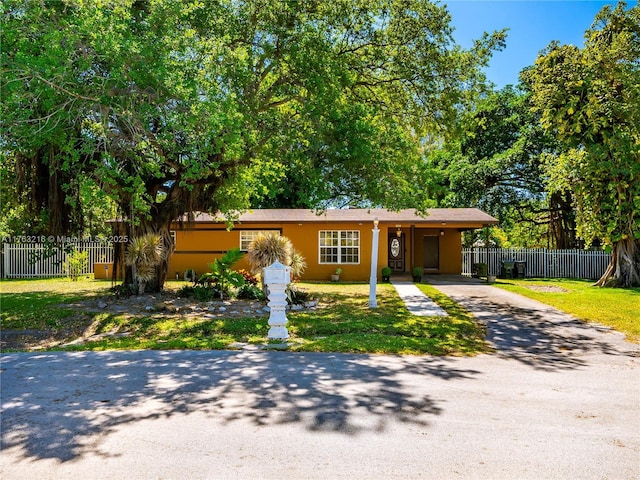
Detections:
1,243,7,279
577,250,581,279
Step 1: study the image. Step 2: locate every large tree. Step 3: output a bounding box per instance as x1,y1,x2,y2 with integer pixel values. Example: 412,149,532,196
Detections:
2,0,504,290
429,86,576,248
524,2,640,287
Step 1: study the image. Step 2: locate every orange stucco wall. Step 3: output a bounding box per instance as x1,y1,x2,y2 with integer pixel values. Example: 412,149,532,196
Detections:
410,228,462,274
168,222,464,281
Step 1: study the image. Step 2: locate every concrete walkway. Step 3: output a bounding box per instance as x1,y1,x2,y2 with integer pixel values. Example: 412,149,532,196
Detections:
390,279,447,316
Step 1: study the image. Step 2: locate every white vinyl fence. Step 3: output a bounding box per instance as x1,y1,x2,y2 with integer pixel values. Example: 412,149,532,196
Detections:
2,242,113,278
462,248,610,280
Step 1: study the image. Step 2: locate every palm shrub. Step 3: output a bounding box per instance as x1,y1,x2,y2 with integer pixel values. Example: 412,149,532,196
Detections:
290,248,307,280
246,233,308,277
246,233,308,302
246,232,292,273
198,248,245,299
247,232,307,277
125,234,165,294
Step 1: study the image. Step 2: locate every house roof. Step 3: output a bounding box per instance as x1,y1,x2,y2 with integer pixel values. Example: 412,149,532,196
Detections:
188,208,498,227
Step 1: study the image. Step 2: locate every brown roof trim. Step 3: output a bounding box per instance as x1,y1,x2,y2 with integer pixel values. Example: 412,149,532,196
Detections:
184,208,498,226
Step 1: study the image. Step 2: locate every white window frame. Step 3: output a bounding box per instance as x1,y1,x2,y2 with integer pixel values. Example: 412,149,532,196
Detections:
239,230,280,251
319,230,360,264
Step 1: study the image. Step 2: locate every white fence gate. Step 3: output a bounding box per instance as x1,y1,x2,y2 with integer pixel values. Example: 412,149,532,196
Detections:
2,242,113,278
462,248,610,280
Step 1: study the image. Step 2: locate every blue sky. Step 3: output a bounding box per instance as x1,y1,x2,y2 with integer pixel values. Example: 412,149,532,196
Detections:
444,0,626,88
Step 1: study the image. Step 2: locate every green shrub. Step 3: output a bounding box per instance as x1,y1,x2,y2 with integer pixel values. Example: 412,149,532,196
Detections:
198,248,245,299
473,263,488,277
193,285,219,302
286,285,312,305
63,249,89,281
110,283,136,298
177,285,221,301
412,267,423,281
177,285,195,298
238,269,259,286
237,284,266,300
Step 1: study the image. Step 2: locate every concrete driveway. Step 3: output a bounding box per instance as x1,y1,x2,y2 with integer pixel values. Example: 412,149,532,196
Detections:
1,279,639,480
425,275,639,370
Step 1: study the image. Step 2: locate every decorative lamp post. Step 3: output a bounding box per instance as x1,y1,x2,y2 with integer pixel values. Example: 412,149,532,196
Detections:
369,218,380,308
263,260,292,340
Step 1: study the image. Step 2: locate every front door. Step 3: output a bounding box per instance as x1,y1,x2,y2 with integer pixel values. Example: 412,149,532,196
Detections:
388,234,405,272
423,236,439,269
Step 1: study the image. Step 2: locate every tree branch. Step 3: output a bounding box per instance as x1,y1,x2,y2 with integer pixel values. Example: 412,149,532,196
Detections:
29,73,101,102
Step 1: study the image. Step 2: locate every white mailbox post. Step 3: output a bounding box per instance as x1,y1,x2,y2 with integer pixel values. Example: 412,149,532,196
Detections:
369,218,380,308
263,260,292,340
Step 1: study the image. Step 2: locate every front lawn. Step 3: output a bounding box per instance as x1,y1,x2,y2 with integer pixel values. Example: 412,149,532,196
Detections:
286,283,488,355
0,278,489,355
0,277,110,330
492,278,640,343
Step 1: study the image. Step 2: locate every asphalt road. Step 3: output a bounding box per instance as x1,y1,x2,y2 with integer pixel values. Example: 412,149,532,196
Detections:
1,282,639,480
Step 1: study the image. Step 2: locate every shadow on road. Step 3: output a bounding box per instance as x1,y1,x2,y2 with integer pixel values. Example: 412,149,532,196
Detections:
1,351,479,463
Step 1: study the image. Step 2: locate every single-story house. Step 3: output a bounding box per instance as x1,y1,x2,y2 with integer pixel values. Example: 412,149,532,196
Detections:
164,208,497,282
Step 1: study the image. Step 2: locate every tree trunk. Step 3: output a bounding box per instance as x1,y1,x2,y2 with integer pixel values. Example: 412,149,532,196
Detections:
109,160,226,292
594,238,640,288
16,147,81,237
134,218,175,292
113,213,176,292
111,220,132,285
548,192,577,249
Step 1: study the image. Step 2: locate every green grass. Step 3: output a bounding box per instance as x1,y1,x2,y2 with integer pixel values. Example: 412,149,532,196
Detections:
286,283,488,355
492,278,640,343
1,279,489,355
0,277,111,329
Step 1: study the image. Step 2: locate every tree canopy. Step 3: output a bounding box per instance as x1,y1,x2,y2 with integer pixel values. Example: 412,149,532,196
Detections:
524,1,640,286
1,0,504,289
428,85,576,248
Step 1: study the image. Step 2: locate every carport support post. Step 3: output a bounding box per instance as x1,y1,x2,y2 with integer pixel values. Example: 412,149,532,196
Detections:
369,218,379,308
485,224,490,282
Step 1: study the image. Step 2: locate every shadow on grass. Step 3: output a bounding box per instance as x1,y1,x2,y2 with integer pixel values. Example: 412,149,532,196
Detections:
1,350,480,462
1,287,108,329
1,290,92,308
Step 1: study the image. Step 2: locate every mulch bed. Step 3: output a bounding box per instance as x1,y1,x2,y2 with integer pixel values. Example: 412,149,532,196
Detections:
525,285,569,293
